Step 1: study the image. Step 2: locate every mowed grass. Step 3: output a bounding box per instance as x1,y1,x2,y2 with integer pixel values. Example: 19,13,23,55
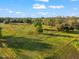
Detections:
0,23,79,59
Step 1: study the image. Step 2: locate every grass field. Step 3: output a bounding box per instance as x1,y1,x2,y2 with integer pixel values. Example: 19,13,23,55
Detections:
0,23,79,59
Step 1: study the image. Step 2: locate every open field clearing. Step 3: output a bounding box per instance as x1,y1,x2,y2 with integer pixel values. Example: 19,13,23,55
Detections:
0,23,79,59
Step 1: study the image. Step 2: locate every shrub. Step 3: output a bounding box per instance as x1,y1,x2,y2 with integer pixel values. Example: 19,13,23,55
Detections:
34,19,43,33
57,23,74,32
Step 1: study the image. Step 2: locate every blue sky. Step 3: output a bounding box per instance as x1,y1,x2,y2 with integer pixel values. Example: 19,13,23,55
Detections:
0,0,79,17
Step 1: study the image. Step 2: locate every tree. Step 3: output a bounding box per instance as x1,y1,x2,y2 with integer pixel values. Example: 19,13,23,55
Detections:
34,19,43,33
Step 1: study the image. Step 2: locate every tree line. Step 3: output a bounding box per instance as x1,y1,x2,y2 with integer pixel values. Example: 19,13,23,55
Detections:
0,16,79,32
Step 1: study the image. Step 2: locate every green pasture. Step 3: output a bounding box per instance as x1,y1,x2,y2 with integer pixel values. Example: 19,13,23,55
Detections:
0,23,79,59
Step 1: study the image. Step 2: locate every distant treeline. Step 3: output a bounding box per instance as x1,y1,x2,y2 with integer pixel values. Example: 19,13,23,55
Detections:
0,16,79,32
0,17,79,24
0,17,33,24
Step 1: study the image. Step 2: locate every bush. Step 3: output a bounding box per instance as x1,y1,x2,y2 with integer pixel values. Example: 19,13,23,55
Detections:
57,23,74,32
36,26,43,33
34,19,43,33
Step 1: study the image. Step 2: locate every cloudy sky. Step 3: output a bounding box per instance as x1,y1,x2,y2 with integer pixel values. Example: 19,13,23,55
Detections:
0,0,79,17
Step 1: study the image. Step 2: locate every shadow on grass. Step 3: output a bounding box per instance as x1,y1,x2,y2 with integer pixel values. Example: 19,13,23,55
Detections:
65,31,79,34
43,33,73,38
44,28,79,34
2,36,52,51
44,54,59,59
43,29,56,32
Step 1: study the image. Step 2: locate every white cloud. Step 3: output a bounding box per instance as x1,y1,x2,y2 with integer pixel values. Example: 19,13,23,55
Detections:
70,12,79,16
0,8,9,11
31,14,36,17
33,4,46,9
31,11,48,17
71,0,79,1
0,8,26,17
15,12,22,14
8,10,13,13
71,13,76,16
48,5,64,9
35,0,49,2
38,12,48,15
0,8,14,14
73,8,77,10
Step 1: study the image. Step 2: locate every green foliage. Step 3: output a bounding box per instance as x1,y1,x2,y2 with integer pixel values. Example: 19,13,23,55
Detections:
35,25,43,33
57,23,74,32
34,19,43,33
